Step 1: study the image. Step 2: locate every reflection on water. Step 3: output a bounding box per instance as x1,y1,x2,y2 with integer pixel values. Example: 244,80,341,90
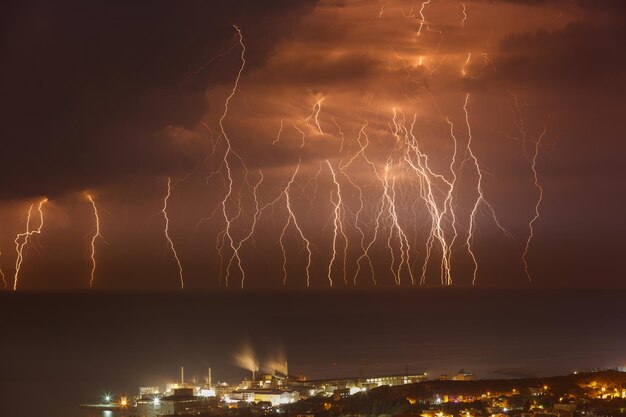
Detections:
82,409,133,417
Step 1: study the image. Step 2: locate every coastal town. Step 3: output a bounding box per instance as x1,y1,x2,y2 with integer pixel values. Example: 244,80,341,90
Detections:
81,367,626,417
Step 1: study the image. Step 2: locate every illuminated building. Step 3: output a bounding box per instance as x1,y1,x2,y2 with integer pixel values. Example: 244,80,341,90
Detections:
365,373,428,386
139,387,161,396
240,371,287,389
215,382,235,399
289,372,428,394
136,388,213,417
333,388,351,401
229,389,300,406
453,370,476,381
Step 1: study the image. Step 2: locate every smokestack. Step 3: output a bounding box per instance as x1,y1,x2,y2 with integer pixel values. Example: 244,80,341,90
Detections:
181,366,185,386
208,367,212,388
252,369,256,382
285,361,288,377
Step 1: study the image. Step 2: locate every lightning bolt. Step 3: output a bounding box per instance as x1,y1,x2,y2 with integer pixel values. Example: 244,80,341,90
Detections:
272,119,284,145
162,178,184,289
279,160,313,287
417,0,432,37
216,25,247,287
305,97,325,135
0,251,6,289
444,117,460,283
461,53,471,77
325,160,348,286
293,123,307,148
383,166,414,285
225,171,265,288
522,124,548,283
13,198,47,291
340,121,380,285
463,93,509,285
332,118,346,152
86,194,103,288
396,109,457,285
461,4,468,28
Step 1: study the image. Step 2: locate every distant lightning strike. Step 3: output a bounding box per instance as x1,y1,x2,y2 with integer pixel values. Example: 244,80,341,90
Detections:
505,90,548,283
215,25,248,287
395,110,458,285
306,98,325,135
4,5,555,289
463,94,509,285
417,0,432,37
87,195,103,288
279,161,313,287
162,178,184,289
272,119,284,145
340,120,388,286
444,118,460,282
461,53,471,77
461,4,468,28
339,121,377,285
522,124,548,283
333,119,346,152
325,160,348,286
13,198,47,291
293,123,307,148
383,169,414,285
225,171,264,288
0,252,6,288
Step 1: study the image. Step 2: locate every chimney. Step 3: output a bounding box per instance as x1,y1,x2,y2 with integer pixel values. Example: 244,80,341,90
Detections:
180,366,185,386
208,367,212,388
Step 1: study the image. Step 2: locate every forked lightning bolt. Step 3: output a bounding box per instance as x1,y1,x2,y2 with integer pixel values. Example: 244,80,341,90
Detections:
279,161,313,287
522,124,548,282
325,160,348,286
215,25,247,287
13,198,47,290
463,94,509,285
417,0,432,36
162,178,184,289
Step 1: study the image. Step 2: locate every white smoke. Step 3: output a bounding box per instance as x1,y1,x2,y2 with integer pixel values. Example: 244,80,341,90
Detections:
233,342,259,373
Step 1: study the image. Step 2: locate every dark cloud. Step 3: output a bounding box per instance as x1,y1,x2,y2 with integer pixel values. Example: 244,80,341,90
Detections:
495,2,626,91
0,0,317,200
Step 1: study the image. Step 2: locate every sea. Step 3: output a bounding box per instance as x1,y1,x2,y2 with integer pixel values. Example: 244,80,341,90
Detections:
1,288,625,417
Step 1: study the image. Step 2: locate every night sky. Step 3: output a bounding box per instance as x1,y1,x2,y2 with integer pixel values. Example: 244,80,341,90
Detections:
0,2,625,414
1,0,624,289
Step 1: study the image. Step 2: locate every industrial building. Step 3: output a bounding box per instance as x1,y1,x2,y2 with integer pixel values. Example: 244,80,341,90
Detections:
289,372,429,395
126,365,431,415
136,388,216,417
228,388,300,406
